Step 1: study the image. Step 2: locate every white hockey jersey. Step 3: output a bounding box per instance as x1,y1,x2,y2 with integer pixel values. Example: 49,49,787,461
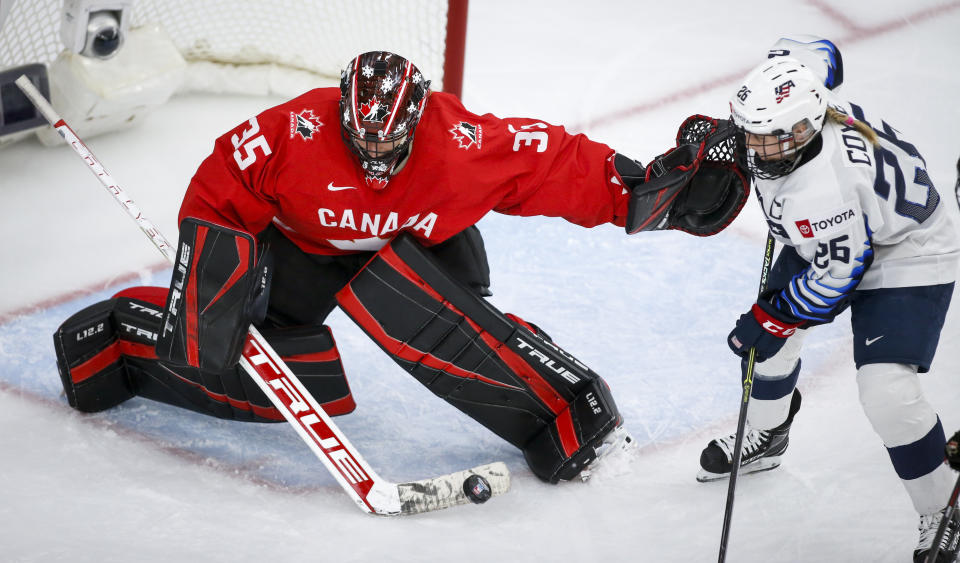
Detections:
754,101,960,323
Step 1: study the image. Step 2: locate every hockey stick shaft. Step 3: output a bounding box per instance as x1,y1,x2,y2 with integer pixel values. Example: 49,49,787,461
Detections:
15,79,177,264
15,75,422,514
718,232,777,562
925,473,960,563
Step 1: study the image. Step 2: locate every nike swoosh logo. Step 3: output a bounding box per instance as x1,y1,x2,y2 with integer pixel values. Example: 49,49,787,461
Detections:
327,182,357,191
865,336,884,346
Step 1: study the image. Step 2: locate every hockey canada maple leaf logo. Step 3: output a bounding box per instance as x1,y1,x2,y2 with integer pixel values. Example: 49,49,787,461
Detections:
450,121,482,150
360,96,389,123
290,109,323,140
365,174,389,189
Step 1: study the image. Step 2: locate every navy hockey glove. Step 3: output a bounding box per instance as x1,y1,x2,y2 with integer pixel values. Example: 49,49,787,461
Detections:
728,299,804,362
946,430,960,471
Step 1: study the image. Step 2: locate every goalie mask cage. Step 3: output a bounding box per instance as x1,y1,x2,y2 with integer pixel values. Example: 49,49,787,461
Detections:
0,0,468,97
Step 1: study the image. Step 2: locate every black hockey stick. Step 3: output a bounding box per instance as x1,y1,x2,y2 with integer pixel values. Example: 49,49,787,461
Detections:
718,232,777,563
925,473,960,563
15,75,510,515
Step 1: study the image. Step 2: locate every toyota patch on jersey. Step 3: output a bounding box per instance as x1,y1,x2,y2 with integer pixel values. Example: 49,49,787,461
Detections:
794,205,857,239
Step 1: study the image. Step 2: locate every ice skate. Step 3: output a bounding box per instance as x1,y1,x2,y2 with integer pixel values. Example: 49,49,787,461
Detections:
915,508,960,563
696,389,801,483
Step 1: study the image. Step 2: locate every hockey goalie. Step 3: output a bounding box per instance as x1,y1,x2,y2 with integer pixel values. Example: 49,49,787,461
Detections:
53,51,747,484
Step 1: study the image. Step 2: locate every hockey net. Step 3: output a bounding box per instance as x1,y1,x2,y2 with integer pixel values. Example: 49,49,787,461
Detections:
0,0,467,93
0,0,467,144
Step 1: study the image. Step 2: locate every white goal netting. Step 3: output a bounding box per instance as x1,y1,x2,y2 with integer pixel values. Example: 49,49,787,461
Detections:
0,0,464,92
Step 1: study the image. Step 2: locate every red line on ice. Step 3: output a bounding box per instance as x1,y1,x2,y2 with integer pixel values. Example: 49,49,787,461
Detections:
0,261,169,325
573,1,960,133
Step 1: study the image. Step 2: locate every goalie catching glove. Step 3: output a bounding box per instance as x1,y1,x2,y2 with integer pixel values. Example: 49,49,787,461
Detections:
624,115,749,236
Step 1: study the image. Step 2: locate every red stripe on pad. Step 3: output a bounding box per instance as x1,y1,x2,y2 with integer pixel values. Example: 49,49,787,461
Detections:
202,237,251,314
185,226,207,367
337,285,522,391
375,249,569,415
555,408,580,457
283,348,341,363
71,339,158,383
71,341,122,383
111,286,168,306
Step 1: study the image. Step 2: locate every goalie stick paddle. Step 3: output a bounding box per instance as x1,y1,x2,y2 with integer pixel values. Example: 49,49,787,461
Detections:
15,75,510,516
718,232,777,562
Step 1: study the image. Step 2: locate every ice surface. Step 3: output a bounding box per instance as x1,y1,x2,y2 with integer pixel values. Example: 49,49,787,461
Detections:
1,1,959,561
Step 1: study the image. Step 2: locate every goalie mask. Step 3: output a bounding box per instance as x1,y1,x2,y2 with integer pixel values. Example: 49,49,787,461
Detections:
339,51,430,189
729,57,827,179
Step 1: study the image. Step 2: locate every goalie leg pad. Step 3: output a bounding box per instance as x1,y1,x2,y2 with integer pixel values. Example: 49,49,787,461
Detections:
335,234,622,482
522,378,621,482
54,299,138,413
55,287,354,419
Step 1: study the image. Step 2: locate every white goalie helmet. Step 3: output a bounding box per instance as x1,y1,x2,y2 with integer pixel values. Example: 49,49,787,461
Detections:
729,57,828,178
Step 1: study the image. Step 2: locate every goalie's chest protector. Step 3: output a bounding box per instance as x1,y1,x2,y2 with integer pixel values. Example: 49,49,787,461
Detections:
262,92,503,253
259,90,621,254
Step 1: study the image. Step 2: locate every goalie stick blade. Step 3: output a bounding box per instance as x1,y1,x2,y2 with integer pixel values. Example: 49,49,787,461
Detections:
396,462,511,515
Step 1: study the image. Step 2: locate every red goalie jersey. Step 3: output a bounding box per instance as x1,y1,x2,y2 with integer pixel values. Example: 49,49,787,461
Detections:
181,87,631,254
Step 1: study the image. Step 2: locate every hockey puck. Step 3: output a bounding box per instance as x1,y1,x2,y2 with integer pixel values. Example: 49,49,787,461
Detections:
462,474,492,504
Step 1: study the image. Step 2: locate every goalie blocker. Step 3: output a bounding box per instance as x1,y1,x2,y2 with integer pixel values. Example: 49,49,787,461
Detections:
336,234,622,483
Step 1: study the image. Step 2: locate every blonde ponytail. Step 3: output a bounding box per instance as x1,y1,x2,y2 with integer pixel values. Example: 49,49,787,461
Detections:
826,106,879,145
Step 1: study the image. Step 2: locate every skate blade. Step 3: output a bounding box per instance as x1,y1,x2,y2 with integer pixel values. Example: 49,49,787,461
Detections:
695,455,783,483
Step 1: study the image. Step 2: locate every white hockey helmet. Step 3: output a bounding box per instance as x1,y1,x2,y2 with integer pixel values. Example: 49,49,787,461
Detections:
729,57,827,178
767,35,844,92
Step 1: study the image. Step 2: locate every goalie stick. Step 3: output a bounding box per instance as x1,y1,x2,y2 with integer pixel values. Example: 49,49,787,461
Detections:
16,75,509,516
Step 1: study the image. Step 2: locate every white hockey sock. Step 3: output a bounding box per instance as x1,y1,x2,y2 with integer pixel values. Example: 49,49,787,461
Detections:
857,362,948,514
746,329,806,431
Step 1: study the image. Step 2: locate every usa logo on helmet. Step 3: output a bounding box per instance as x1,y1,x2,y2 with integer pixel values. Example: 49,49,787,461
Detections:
775,80,796,104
